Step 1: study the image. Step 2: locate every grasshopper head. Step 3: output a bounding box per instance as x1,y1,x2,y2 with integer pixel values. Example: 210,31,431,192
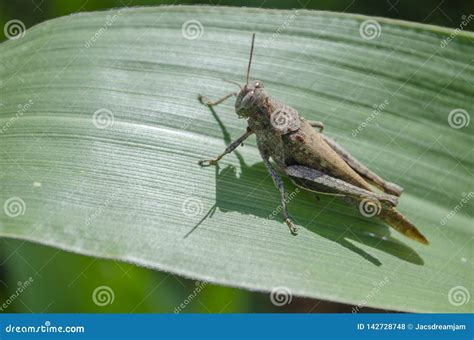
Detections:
235,80,264,118
234,34,267,118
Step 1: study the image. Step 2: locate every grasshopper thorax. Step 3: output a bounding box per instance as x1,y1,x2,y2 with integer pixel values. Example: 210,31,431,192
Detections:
235,80,265,118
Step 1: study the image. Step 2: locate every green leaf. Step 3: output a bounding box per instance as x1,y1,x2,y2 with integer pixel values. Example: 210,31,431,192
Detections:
0,6,472,313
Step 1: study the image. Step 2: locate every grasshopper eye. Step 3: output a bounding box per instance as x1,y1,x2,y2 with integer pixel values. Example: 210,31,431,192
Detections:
241,90,256,108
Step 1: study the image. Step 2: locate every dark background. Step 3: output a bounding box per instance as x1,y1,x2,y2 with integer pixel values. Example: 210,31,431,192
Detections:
1,0,473,38
0,0,472,313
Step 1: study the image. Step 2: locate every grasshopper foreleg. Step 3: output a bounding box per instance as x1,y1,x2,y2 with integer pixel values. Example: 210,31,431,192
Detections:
260,149,298,235
198,129,253,167
321,135,403,196
198,92,238,107
285,165,398,207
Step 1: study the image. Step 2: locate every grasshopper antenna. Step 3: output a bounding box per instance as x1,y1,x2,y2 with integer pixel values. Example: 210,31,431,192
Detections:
246,33,256,86
222,79,243,91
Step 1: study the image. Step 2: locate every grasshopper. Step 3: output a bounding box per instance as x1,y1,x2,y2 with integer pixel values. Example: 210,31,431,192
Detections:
198,34,428,245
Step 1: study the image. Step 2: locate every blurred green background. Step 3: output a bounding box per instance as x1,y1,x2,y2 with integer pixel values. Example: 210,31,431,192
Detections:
0,0,472,313
2,0,474,36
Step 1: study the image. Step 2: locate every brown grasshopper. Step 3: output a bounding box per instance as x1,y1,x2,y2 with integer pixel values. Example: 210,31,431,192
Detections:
198,34,428,245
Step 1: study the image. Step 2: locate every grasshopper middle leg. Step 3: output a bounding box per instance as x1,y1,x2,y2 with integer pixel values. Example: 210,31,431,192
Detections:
321,135,403,196
260,149,298,235
198,129,253,167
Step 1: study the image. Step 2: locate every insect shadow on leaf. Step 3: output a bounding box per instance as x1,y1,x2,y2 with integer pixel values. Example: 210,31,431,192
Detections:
187,100,424,267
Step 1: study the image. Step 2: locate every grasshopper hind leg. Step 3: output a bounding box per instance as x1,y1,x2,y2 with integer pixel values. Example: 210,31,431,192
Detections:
285,165,428,244
284,165,398,207
321,135,403,196
260,149,298,235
